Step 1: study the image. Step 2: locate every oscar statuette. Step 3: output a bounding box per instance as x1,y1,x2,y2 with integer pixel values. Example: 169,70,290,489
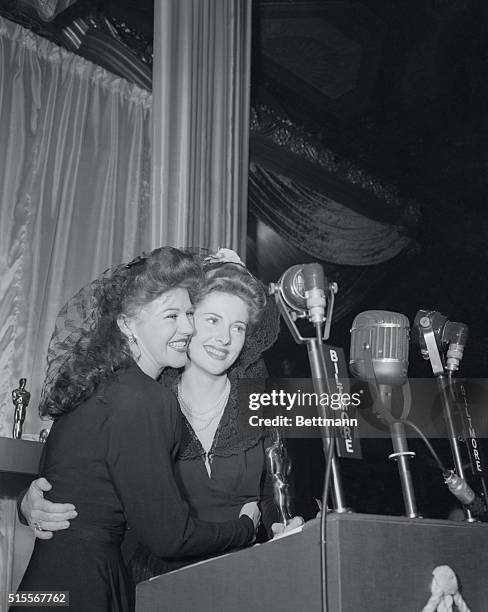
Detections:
265,429,293,525
11,377,30,439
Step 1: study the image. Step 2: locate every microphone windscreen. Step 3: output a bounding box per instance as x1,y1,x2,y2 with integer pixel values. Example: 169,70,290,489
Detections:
350,310,410,386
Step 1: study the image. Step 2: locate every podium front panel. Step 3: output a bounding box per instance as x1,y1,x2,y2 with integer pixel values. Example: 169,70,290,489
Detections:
137,522,320,612
136,514,488,612
326,514,488,610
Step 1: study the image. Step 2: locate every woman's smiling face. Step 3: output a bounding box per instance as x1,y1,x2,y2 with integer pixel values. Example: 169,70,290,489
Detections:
122,287,194,377
187,291,249,376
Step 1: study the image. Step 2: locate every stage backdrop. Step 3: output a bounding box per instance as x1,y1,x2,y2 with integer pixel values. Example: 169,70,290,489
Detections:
0,17,152,437
0,3,253,438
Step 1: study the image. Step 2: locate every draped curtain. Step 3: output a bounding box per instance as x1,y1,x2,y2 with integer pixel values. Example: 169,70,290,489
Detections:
248,106,418,268
0,17,152,436
151,0,252,256
245,106,420,324
249,164,411,266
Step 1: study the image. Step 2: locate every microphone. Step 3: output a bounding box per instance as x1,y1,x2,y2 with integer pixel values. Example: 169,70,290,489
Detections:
269,264,348,512
350,310,410,387
413,309,468,372
349,310,418,518
413,309,475,520
277,263,327,324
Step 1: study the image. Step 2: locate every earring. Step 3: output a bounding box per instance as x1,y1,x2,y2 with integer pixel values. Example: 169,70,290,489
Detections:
127,334,141,361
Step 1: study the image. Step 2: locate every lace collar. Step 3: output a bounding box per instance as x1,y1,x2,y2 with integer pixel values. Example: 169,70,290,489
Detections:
173,377,264,461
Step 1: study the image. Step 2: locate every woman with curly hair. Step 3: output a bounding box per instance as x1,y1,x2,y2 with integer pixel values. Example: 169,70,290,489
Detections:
11,247,259,612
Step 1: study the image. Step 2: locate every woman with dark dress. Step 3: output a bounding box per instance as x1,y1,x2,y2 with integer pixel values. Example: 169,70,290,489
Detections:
19,250,302,585
129,251,285,580
11,247,258,612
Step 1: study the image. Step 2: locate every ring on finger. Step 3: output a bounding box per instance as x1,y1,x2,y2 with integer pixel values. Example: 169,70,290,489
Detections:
33,521,44,531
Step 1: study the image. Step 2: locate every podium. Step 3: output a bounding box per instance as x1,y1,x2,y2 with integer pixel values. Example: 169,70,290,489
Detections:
0,437,42,610
136,513,488,611
0,437,42,497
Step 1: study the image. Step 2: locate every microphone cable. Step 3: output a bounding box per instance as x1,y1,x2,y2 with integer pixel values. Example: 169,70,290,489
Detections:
319,431,335,612
396,418,488,520
399,418,448,473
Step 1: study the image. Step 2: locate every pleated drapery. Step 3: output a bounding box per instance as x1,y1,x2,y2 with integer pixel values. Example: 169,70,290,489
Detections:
248,106,418,267
249,164,411,266
151,0,252,256
0,18,152,436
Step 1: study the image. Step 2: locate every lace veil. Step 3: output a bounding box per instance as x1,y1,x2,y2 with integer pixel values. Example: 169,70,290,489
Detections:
38,262,125,416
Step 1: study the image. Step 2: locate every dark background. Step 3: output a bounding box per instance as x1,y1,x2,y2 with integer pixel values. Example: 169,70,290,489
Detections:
247,0,488,520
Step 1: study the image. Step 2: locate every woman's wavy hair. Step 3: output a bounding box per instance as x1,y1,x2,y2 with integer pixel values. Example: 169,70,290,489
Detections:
39,247,202,419
199,262,266,328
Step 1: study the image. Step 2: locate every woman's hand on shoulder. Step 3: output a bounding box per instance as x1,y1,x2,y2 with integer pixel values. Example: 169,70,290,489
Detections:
21,477,77,540
271,515,304,539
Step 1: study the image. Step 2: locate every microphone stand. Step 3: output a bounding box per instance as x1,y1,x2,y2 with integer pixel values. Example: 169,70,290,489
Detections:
307,332,348,513
376,384,418,518
269,280,347,513
358,348,418,518
389,418,418,518
270,276,346,612
418,316,475,521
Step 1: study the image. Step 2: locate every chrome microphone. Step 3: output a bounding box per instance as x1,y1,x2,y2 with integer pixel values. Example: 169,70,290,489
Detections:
350,310,410,386
413,309,475,520
269,264,347,512
349,310,418,518
277,263,326,324
413,309,468,373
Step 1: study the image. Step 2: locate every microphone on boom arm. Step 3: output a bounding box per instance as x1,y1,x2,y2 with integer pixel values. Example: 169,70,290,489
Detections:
412,309,488,521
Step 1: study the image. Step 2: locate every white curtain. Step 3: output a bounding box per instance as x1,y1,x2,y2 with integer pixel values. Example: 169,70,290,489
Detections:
0,18,152,436
151,0,252,256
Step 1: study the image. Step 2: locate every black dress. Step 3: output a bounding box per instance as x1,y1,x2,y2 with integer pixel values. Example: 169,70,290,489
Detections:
12,365,253,612
129,379,279,582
